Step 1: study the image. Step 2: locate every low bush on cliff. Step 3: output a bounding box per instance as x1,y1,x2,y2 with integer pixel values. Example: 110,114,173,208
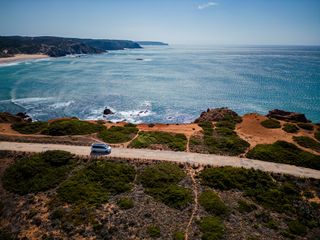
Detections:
130,131,187,151
282,123,299,133
293,136,320,153
260,119,281,128
117,197,134,209
246,141,320,170
57,161,136,205
42,119,105,136
297,123,314,131
199,166,303,213
98,124,138,143
199,190,228,216
139,163,192,209
196,121,249,156
198,216,225,240
11,121,48,134
2,150,74,194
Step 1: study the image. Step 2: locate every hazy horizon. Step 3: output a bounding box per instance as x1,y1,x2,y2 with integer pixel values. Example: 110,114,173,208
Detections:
1,0,319,46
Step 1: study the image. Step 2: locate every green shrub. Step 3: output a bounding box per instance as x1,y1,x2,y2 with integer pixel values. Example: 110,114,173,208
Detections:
288,220,307,236
139,163,191,209
282,123,299,133
199,190,228,216
147,225,161,238
148,123,155,128
57,161,135,205
265,219,278,230
11,121,48,134
146,184,192,209
315,130,320,141
42,150,74,166
173,231,184,240
198,216,224,240
297,123,314,131
42,119,105,136
260,119,281,128
237,200,257,213
2,151,74,195
198,121,249,156
246,141,320,170
139,163,186,188
293,136,320,152
130,131,187,151
98,124,138,143
117,197,134,209
199,167,301,213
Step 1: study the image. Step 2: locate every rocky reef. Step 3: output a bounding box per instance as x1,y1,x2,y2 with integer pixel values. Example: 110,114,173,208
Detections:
0,36,142,57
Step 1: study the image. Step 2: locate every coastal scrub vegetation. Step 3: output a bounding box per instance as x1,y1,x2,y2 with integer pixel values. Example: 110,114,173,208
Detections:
11,121,48,134
199,166,304,213
198,216,225,240
260,118,281,128
138,163,192,209
282,123,299,133
293,136,320,153
41,119,105,136
130,131,187,151
297,123,314,131
117,197,134,209
98,123,138,143
193,120,249,156
199,190,228,216
199,166,320,237
57,161,136,205
2,150,74,194
147,225,161,238
246,141,320,170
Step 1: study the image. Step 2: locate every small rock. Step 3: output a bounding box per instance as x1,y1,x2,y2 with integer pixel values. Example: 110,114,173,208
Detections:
103,108,114,115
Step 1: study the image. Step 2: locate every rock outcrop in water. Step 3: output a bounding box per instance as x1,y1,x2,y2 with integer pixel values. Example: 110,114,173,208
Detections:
0,36,142,57
266,109,309,123
103,108,114,115
194,107,240,123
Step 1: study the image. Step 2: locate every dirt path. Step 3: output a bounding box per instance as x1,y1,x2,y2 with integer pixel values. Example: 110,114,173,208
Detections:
184,166,200,240
1,141,320,179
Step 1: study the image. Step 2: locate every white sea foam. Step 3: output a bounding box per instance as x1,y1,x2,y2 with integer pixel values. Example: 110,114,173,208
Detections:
0,62,22,67
48,101,74,109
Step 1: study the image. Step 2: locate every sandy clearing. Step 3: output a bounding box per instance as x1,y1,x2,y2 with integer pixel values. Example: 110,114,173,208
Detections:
236,113,319,154
0,54,49,64
1,141,319,179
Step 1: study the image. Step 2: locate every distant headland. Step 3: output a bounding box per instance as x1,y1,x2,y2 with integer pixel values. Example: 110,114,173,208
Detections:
136,41,169,46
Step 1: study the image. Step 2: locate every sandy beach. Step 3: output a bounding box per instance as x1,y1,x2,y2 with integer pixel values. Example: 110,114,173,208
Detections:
0,54,49,64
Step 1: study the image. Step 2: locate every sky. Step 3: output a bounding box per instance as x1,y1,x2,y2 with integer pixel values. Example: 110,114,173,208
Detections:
0,0,319,45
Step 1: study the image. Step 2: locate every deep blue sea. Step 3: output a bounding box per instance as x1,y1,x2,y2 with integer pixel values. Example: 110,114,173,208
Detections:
0,45,320,123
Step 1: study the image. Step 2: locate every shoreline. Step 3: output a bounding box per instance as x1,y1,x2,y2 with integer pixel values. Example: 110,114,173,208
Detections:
0,54,49,64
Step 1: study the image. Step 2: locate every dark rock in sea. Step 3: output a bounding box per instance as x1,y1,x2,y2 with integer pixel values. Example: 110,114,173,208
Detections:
103,108,114,115
266,109,309,123
194,107,240,123
136,58,144,61
16,112,32,122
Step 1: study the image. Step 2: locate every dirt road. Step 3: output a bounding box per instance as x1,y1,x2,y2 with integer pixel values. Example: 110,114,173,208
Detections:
0,141,319,179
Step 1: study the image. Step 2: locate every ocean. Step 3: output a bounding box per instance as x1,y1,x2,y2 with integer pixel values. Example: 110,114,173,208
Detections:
0,45,320,123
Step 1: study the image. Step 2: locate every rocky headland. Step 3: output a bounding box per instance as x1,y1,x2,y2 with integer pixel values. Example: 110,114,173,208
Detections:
0,36,142,58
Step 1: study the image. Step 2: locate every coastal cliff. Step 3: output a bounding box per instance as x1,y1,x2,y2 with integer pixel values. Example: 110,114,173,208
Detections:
0,36,142,57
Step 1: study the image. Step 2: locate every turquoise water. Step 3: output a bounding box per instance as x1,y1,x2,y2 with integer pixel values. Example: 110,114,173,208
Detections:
0,45,320,123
